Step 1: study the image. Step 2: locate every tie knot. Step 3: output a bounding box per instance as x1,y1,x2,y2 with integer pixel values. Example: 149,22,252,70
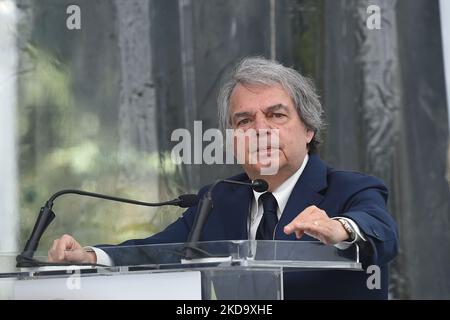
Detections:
259,192,278,214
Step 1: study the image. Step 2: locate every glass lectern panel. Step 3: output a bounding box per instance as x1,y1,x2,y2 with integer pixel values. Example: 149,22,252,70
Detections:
0,241,361,299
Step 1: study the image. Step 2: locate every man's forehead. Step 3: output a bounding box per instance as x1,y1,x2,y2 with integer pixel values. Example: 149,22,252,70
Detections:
230,83,294,112
231,82,288,96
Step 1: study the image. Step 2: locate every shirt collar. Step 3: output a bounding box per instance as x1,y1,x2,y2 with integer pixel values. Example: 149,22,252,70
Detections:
252,153,309,214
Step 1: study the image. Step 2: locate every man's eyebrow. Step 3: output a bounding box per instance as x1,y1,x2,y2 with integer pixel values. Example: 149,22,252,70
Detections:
232,111,254,121
231,104,289,122
264,104,289,113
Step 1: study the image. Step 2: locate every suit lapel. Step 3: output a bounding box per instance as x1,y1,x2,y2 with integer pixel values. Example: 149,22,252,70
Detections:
275,154,328,240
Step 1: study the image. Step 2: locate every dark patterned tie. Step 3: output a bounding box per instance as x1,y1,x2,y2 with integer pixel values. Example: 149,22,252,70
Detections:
256,192,279,240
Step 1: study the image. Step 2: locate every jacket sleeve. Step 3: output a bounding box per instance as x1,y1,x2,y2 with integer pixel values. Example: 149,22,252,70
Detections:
340,178,399,268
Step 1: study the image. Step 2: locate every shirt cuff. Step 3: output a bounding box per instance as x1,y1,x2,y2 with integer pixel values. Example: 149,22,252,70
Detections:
84,246,114,266
331,217,366,250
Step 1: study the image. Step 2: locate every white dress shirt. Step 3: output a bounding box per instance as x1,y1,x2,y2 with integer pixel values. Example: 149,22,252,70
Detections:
248,154,309,239
92,154,365,266
248,154,366,250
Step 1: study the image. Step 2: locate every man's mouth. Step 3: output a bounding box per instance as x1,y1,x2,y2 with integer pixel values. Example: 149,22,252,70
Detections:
255,147,279,157
256,146,277,152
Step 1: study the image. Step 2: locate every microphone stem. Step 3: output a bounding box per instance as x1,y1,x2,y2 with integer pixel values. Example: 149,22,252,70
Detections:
47,189,178,208
222,179,255,187
206,179,255,197
16,190,191,267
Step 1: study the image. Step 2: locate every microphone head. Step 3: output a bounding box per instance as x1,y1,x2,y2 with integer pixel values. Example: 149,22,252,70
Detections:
252,179,269,192
177,194,200,208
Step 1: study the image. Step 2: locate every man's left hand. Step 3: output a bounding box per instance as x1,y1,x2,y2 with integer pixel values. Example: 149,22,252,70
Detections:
283,205,349,245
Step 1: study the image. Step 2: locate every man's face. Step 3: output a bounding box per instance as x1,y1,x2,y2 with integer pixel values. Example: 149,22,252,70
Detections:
229,83,314,178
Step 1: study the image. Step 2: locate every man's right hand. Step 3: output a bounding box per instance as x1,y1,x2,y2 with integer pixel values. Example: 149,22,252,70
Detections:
48,234,97,264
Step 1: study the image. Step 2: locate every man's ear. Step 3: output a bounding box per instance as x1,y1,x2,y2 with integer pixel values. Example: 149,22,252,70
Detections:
306,130,314,144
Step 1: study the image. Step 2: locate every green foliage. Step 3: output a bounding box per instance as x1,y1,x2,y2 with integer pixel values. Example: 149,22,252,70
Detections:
17,44,186,252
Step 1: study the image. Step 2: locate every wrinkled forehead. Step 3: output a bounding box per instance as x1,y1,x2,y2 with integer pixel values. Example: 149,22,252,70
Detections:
229,83,295,114
231,82,288,97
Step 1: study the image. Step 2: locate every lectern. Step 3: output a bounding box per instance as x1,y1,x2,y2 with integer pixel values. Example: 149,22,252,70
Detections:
0,241,361,299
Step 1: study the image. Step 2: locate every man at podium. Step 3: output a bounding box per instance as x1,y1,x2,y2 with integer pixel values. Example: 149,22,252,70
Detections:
48,57,398,299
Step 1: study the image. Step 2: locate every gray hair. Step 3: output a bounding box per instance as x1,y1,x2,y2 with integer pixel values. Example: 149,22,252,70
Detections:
217,56,324,153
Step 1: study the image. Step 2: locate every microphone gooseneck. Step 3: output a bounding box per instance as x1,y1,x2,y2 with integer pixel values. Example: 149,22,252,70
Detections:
16,190,199,267
205,178,269,197
46,190,198,209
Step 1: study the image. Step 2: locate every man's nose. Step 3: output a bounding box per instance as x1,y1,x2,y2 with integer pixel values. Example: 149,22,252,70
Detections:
252,113,271,133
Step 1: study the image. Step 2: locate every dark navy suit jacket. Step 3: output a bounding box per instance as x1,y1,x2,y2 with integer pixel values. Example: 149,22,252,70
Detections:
103,154,398,299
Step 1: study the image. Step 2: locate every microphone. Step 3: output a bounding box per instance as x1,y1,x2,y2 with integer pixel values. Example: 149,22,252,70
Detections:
184,179,268,260
222,179,269,193
16,189,199,267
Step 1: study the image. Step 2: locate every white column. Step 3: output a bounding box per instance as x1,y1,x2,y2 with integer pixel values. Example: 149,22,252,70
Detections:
440,0,450,130
0,0,19,254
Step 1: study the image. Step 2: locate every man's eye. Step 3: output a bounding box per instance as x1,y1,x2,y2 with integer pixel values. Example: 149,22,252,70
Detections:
273,113,286,118
237,119,251,126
